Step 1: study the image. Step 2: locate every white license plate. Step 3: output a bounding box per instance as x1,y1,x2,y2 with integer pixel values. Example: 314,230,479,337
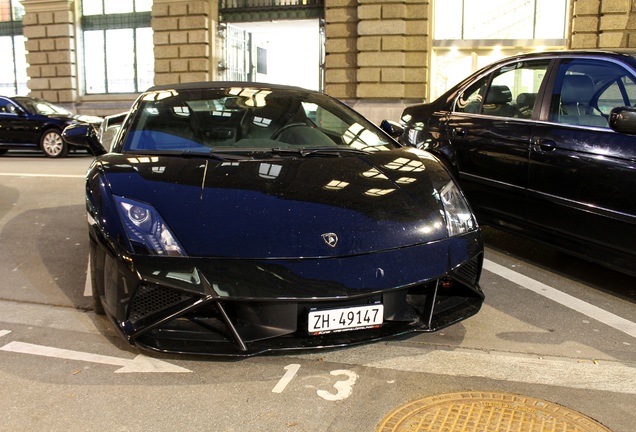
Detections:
308,304,384,335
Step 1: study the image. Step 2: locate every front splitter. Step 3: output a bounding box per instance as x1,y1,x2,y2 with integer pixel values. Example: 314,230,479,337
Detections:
376,391,611,432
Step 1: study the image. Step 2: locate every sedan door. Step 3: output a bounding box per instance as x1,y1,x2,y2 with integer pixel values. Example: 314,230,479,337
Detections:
445,60,550,229
528,58,636,272
0,98,39,147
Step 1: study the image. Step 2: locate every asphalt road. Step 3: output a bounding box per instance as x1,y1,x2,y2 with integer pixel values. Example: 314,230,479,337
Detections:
0,151,634,432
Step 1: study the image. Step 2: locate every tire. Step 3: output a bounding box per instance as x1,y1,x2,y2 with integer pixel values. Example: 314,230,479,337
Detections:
40,129,67,158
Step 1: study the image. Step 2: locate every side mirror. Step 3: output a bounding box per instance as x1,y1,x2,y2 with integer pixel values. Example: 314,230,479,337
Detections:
380,119,404,139
62,123,107,156
609,106,636,135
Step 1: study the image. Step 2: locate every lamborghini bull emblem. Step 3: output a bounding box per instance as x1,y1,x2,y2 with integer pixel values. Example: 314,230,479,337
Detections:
322,232,338,248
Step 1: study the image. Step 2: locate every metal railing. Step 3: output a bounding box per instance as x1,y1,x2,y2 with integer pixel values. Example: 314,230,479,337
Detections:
221,0,323,10
220,0,324,21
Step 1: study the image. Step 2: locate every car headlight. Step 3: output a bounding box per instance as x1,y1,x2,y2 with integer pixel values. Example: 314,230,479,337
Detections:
114,196,184,256
439,181,477,236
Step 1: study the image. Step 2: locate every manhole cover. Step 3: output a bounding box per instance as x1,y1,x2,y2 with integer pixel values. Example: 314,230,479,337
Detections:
376,391,611,432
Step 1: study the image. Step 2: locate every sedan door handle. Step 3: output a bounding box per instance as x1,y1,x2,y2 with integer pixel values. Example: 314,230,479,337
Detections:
532,139,556,152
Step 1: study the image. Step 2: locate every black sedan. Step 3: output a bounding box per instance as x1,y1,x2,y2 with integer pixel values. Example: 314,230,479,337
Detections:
62,82,484,356
396,50,636,277
0,96,102,157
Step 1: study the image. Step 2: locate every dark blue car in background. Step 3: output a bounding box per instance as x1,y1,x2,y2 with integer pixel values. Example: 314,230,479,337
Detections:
0,96,101,158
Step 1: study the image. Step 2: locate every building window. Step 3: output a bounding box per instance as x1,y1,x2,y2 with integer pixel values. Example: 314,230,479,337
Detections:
434,0,567,40
0,0,26,95
431,0,567,101
81,0,153,94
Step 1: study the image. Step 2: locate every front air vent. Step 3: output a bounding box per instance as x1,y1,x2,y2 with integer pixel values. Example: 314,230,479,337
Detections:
451,256,481,286
129,284,194,323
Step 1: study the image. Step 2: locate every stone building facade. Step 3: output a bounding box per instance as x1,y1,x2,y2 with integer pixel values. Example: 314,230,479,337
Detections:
16,0,636,121
570,0,636,49
21,0,77,106
324,0,429,121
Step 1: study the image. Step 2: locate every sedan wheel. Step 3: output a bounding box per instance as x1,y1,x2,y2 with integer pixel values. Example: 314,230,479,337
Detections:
40,129,67,158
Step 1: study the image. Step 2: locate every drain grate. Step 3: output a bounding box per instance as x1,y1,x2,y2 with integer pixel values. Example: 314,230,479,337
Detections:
376,391,611,432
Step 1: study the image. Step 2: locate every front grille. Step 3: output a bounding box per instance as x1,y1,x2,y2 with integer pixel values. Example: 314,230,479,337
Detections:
129,284,194,323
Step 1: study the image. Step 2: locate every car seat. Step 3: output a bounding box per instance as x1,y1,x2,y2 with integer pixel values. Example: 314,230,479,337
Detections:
482,85,518,117
558,75,607,127
516,93,537,119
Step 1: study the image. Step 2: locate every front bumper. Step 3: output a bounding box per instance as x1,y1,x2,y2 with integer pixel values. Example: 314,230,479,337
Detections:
99,233,484,356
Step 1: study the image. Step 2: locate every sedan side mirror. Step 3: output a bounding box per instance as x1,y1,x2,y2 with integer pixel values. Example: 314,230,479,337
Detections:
62,123,107,156
609,106,636,135
380,119,404,139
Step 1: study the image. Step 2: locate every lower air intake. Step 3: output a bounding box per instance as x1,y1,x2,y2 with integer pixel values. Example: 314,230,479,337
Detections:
129,284,193,323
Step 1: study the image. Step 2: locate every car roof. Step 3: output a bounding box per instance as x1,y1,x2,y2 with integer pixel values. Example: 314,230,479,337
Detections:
482,49,636,66
447,50,636,94
147,81,314,93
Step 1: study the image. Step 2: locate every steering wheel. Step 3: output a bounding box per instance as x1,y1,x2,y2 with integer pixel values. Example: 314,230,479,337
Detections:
270,122,310,140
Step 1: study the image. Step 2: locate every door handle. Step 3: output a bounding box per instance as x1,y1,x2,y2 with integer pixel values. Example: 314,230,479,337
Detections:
532,139,556,152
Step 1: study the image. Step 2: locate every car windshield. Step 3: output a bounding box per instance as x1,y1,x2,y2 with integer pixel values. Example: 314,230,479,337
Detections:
13,97,72,116
120,86,396,154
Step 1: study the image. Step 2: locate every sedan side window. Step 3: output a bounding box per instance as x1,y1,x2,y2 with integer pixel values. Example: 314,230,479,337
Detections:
486,61,549,119
454,61,549,119
549,59,636,128
0,99,19,115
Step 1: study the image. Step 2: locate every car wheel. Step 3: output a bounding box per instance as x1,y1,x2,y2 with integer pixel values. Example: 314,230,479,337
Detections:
89,251,105,315
40,129,67,158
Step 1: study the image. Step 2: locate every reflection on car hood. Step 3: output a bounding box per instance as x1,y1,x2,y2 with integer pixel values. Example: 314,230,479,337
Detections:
99,148,452,258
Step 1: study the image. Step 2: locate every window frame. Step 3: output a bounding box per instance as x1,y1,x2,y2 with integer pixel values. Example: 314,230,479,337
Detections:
80,0,152,95
547,59,636,128
453,60,550,120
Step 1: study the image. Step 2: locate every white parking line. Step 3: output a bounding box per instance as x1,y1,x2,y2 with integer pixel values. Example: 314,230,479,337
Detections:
0,173,85,178
0,341,192,373
292,344,636,395
483,259,636,339
363,347,636,395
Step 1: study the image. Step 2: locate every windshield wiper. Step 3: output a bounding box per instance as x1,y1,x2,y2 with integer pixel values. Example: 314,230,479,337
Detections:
270,146,368,157
180,149,241,161
126,149,253,161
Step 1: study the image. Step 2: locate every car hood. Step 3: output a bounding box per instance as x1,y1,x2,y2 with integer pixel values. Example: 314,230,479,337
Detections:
99,148,453,258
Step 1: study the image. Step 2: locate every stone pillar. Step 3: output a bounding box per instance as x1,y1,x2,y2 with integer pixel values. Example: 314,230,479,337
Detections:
324,0,431,123
21,0,76,104
570,0,636,49
152,0,217,86
324,0,358,99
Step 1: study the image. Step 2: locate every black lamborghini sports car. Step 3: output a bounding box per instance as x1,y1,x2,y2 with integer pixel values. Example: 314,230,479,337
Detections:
63,82,484,356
